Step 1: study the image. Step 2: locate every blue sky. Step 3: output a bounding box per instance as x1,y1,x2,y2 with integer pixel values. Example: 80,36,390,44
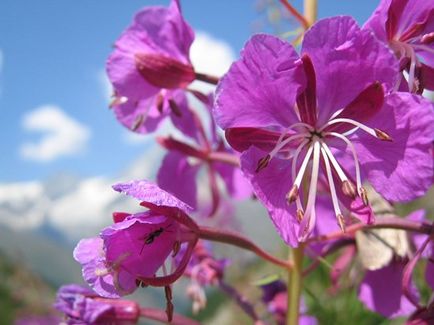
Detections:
0,0,381,182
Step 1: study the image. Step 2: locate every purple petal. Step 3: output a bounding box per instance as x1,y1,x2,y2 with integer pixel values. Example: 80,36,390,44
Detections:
157,151,200,209
101,213,177,282
168,90,200,141
214,34,304,130
73,237,125,298
213,150,252,200
240,146,300,247
358,262,418,318
112,179,193,212
351,92,434,202
113,96,167,134
302,16,398,124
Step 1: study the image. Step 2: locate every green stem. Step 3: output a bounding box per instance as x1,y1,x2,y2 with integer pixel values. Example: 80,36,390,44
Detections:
287,244,304,325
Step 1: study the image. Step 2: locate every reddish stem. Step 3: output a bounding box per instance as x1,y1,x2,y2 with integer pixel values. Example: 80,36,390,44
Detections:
308,216,433,243
279,0,310,30
195,72,220,85
198,226,291,269
140,307,200,325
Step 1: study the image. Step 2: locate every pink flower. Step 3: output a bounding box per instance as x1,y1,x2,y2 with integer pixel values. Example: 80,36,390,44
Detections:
74,180,199,297
106,0,196,133
364,0,434,93
214,16,434,246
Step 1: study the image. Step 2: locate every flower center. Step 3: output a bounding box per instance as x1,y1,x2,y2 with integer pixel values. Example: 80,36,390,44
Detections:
256,116,392,238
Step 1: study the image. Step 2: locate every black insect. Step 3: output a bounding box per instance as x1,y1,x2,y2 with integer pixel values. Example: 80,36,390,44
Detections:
144,227,164,245
139,225,172,254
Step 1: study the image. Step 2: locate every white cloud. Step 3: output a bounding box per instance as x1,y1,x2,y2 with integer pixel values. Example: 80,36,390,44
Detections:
19,105,91,162
190,31,236,78
0,181,49,230
189,32,235,95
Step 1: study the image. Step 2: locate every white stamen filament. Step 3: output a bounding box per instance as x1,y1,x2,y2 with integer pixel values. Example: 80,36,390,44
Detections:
412,44,434,55
325,132,362,192
291,139,310,211
408,46,417,92
300,140,321,238
319,118,379,138
269,133,308,158
320,141,349,183
320,146,342,217
293,142,314,188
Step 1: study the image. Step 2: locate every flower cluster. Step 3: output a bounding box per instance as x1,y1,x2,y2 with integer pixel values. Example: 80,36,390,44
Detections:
54,0,434,324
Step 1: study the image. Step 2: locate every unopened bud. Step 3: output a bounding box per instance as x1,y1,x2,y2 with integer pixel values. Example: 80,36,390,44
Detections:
286,185,299,204
135,52,195,89
374,128,392,141
359,186,369,206
256,154,271,172
342,180,357,199
337,214,346,232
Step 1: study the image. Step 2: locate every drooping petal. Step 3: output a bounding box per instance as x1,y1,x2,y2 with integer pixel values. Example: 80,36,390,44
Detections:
214,34,305,130
350,92,434,202
358,262,418,318
157,151,200,209
302,16,398,124
113,179,193,213
240,146,300,246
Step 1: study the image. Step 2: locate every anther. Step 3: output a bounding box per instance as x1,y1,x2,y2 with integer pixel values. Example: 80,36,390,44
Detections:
256,154,271,172
342,180,357,199
156,93,165,113
374,128,393,141
172,241,181,257
131,114,144,131
286,185,299,204
337,214,346,232
359,186,369,206
296,209,304,223
168,99,182,117
109,96,128,108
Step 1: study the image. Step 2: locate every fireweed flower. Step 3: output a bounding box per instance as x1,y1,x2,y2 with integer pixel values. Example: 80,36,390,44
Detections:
259,279,317,325
214,16,434,246
74,180,199,298
175,240,227,313
364,0,434,93
54,284,140,324
157,96,251,215
107,0,197,133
